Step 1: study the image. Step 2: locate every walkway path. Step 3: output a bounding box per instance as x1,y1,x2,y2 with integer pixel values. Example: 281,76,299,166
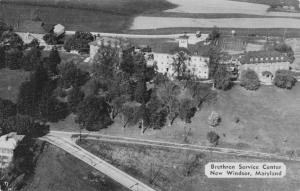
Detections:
50,131,300,162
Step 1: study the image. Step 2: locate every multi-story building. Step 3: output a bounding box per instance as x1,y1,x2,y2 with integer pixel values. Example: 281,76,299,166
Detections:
88,36,132,63
147,52,209,79
146,34,210,79
0,133,24,169
239,51,292,85
88,34,210,79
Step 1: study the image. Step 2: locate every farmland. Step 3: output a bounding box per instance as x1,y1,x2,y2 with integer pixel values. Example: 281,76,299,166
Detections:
0,0,175,32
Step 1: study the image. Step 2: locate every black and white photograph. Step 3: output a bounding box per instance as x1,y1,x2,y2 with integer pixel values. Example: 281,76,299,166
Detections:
0,0,300,190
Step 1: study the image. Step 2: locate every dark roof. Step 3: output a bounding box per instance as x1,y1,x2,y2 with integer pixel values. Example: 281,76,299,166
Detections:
240,51,289,64
151,41,209,57
178,35,189,39
41,23,54,33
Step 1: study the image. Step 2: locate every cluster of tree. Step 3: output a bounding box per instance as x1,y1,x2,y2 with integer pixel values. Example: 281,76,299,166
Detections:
0,98,49,137
240,69,260,91
17,65,69,122
74,43,219,133
43,32,64,45
64,31,94,53
0,22,11,36
274,70,297,89
273,42,295,63
207,27,221,44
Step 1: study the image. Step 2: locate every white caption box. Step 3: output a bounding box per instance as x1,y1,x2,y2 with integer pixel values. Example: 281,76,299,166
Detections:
205,162,286,178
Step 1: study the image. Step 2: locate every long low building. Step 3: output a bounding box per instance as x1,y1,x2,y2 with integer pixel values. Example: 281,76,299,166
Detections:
239,51,292,85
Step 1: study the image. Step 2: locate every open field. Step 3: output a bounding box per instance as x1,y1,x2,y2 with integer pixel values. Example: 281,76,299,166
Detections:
0,0,174,33
127,28,300,38
79,140,300,191
2,0,300,33
131,17,300,30
0,0,175,15
0,69,30,103
21,142,127,191
164,0,300,17
0,4,132,32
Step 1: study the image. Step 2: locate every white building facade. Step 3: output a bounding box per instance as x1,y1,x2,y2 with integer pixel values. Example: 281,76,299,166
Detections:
0,133,24,168
149,52,209,79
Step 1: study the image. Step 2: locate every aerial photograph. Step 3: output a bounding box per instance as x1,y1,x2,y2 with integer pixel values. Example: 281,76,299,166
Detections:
0,0,300,190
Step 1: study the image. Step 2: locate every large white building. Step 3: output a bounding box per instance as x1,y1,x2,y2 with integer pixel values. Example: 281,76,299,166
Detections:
0,133,24,169
239,51,292,85
148,52,209,79
146,34,210,79
88,34,210,79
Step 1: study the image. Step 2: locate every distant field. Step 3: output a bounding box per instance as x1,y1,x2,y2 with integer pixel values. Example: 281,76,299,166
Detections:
231,0,298,7
0,69,29,103
79,140,300,191
127,27,300,38
0,0,175,15
0,0,175,32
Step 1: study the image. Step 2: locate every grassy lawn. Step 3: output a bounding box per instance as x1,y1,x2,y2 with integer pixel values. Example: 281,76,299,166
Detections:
0,69,30,103
78,139,300,191
21,141,127,191
52,84,300,158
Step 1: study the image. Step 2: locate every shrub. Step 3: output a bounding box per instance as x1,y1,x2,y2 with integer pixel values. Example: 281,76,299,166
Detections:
274,70,297,89
207,131,220,146
208,111,221,127
240,69,260,90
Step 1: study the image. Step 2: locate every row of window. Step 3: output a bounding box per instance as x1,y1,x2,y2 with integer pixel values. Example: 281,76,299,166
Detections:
0,148,14,155
249,56,285,62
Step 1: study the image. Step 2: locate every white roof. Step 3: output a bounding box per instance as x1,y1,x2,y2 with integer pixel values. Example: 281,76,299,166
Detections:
0,133,24,150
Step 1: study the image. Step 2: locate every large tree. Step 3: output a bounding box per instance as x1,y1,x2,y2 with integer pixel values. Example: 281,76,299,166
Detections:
46,47,61,75
143,96,168,132
240,69,260,91
214,64,233,90
157,81,181,126
179,98,197,124
23,47,42,71
1,31,23,49
274,70,297,89
134,78,149,104
76,96,112,131
1,115,49,137
5,48,23,70
0,46,5,69
64,31,94,53
58,61,89,88
172,51,189,80
121,101,141,129
67,86,85,113
208,46,221,79
92,45,119,82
